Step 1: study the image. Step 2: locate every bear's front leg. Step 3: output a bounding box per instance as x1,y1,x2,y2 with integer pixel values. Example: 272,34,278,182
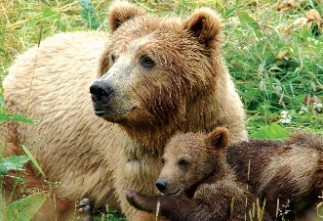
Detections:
124,191,169,221
130,210,168,221
125,190,160,213
125,190,211,221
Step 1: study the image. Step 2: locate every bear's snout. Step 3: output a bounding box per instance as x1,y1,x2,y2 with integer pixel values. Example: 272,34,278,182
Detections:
156,178,168,193
90,81,114,116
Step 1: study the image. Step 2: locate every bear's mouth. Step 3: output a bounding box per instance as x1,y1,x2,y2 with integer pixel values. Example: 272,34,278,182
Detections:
163,188,181,196
92,103,139,123
95,109,106,116
92,102,110,117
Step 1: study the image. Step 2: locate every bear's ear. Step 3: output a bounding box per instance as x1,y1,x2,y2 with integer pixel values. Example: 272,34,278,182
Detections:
174,130,183,136
183,8,222,48
205,127,229,150
109,1,146,32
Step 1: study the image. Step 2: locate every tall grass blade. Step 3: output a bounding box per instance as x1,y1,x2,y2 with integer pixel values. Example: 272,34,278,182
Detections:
20,145,45,177
0,114,36,124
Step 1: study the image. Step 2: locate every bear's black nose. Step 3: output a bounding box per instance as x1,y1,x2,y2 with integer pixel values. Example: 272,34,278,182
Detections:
156,178,168,193
90,81,114,104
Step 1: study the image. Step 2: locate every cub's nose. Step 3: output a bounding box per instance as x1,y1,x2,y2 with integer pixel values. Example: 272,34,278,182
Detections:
156,178,168,193
90,81,114,103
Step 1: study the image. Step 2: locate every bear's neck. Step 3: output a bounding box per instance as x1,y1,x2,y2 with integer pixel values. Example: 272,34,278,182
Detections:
120,83,225,149
184,60,246,141
120,124,174,159
180,61,246,146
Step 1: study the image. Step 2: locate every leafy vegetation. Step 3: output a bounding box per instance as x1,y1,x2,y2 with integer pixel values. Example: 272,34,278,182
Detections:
0,155,29,181
0,154,46,221
5,192,46,221
0,0,322,220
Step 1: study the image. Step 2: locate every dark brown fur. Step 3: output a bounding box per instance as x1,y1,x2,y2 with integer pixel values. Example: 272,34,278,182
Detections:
227,133,323,220
125,128,271,221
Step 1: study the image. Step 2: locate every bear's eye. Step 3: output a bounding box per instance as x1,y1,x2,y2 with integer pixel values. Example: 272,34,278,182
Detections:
161,158,165,166
140,56,155,69
177,159,189,167
110,52,116,64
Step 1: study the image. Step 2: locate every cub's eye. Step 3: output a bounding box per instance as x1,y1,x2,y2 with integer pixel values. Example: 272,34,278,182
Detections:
161,158,165,166
140,56,155,69
110,52,116,63
177,159,189,167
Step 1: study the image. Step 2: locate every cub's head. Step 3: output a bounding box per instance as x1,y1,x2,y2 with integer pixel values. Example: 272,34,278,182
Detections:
90,1,223,131
156,127,229,196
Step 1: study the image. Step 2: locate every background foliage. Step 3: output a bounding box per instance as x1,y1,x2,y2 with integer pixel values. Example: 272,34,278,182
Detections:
0,0,322,220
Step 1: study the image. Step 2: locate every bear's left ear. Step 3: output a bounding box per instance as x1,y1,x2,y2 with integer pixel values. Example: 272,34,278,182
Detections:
183,8,222,48
205,127,229,150
109,1,146,32
174,130,183,136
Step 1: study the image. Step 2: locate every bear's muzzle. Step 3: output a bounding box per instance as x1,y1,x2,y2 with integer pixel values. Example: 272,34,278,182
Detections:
90,81,115,116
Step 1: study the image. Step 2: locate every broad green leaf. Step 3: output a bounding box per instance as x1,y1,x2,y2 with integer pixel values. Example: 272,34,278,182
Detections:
42,6,59,18
6,193,46,221
0,114,37,124
0,155,30,175
78,0,99,30
21,145,45,177
251,123,289,139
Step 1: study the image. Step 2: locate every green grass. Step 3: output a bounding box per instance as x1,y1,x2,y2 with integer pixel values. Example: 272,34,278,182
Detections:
0,0,322,220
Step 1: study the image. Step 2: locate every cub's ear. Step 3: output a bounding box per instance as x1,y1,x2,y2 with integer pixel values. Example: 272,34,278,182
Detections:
109,1,146,32
174,130,183,136
183,8,223,48
205,127,229,150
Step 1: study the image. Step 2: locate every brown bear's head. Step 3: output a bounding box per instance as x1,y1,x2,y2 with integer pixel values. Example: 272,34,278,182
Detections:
156,127,229,196
90,1,223,134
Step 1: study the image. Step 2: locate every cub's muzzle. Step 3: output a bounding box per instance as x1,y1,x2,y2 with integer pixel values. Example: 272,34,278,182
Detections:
156,178,168,193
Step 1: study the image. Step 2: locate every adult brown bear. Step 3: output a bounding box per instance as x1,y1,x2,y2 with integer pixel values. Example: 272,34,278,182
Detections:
2,1,247,220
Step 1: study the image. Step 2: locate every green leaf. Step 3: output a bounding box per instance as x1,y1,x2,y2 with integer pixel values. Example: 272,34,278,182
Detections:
78,0,99,30
42,6,58,18
251,123,289,139
0,155,30,175
0,95,5,108
105,208,127,220
6,193,46,221
21,145,45,177
237,12,262,37
0,114,37,124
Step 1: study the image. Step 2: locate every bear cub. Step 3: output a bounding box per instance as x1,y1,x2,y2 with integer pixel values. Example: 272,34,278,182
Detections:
125,128,271,221
227,132,323,220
